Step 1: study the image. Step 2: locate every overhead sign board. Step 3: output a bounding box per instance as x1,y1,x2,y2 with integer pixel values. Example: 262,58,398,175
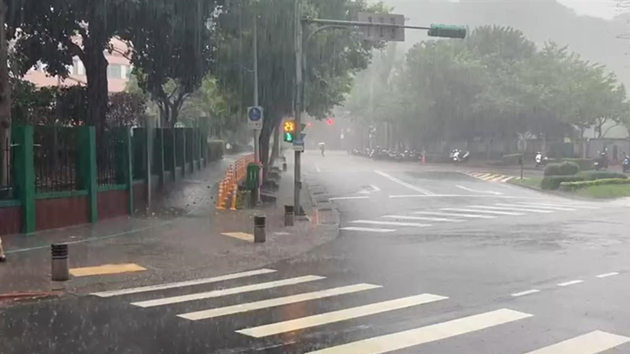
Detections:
358,12,405,42
247,106,264,130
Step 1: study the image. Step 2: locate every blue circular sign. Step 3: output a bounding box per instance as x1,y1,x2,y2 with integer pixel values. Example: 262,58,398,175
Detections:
249,107,262,121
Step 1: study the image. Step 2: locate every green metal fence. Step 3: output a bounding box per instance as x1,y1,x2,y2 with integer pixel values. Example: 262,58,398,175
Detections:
1,125,211,234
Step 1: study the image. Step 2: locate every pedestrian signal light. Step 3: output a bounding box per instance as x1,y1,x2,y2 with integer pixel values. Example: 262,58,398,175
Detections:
283,120,296,142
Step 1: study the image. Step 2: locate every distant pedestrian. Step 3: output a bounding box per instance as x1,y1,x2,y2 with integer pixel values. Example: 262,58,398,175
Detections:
319,142,325,157
0,236,5,262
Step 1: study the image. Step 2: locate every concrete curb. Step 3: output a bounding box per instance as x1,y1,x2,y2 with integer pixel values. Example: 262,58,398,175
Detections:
305,181,341,228
0,291,62,303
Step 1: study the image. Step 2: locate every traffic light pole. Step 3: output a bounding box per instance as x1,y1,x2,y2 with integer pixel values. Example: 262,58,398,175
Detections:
293,0,466,215
293,0,303,215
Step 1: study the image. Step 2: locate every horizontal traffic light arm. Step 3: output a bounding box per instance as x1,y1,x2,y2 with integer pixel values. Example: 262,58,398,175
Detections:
302,18,467,39
427,24,467,39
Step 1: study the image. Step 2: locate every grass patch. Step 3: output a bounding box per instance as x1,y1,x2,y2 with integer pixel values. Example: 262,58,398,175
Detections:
573,183,630,199
509,177,542,189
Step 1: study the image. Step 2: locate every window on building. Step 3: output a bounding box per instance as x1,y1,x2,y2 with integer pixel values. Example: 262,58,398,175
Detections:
107,64,123,79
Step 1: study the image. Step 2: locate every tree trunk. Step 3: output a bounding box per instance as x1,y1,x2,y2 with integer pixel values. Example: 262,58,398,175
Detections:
0,2,11,186
259,113,280,180
83,39,109,130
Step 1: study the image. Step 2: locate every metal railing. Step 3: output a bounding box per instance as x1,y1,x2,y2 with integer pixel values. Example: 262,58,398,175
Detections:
33,126,79,193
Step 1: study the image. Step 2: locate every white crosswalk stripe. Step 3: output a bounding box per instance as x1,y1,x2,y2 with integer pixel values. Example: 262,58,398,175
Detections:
131,275,325,308
90,269,277,298
523,330,630,354
305,309,532,354
514,202,600,210
236,293,448,338
465,171,517,183
382,215,464,223
178,283,382,321
413,211,497,219
442,207,525,216
341,227,396,233
496,203,577,211
468,205,554,213
351,220,432,227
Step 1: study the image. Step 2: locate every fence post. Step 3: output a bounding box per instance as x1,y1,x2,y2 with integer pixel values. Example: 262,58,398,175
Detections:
145,126,152,209
125,127,133,214
14,126,35,234
171,129,177,182
80,126,97,223
181,129,187,177
157,128,165,187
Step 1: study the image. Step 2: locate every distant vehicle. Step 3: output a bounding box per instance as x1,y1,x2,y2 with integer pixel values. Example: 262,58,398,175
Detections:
450,149,470,163
535,152,549,168
594,149,608,171
622,153,629,173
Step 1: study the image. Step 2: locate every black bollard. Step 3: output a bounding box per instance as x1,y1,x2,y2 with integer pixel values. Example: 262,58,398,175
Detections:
284,205,294,226
51,243,70,281
282,162,287,172
254,215,266,243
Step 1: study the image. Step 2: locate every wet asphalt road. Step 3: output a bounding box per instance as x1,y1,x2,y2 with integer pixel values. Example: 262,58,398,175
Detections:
1,151,629,354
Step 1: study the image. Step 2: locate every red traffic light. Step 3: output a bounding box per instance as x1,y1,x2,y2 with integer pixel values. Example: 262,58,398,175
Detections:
326,118,334,126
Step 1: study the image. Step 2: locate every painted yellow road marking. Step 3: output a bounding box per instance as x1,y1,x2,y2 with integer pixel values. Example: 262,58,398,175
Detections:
222,232,254,242
523,331,630,354
70,263,146,277
306,308,532,354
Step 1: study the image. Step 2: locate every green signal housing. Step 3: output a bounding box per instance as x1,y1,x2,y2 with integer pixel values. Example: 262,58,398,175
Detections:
428,24,467,39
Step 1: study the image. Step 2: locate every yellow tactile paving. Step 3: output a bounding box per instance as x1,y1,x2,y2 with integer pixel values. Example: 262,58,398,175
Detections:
70,263,147,277
222,232,254,242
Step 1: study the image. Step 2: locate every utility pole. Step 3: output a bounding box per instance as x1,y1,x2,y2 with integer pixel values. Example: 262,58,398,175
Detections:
293,0,303,215
253,15,260,163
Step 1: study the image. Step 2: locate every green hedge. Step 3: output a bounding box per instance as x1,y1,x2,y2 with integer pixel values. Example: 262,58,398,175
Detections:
544,161,579,177
559,178,630,191
576,171,627,180
541,176,585,190
207,140,224,161
549,158,594,171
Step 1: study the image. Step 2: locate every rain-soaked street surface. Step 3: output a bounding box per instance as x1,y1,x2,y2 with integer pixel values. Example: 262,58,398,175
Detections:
1,151,629,354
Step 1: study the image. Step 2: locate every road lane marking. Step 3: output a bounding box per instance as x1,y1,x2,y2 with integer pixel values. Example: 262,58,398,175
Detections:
596,272,619,278
511,289,540,297
516,202,600,210
237,293,448,338
383,215,464,223
523,330,630,354
412,211,497,219
131,275,325,308
329,196,369,201
179,283,381,321
70,263,146,277
468,205,553,213
351,220,432,227
91,269,277,298
305,308,532,354
455,185,502,195
388,194,540,199
442,208,524,216
222,232,254,242
374,170,434,196
498,203,576,211
340,227,396,233
558,280,583,287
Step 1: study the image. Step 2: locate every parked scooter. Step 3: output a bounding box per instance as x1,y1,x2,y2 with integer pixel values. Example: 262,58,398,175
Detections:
535,152,549,168
594,149,609,171
622,153,630,173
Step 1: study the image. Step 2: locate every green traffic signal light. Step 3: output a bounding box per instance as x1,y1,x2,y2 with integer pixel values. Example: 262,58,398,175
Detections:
428,24,467,39
284,132,294,142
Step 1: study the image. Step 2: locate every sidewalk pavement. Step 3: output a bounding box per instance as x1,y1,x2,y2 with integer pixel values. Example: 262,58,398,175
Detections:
0,152,338,300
